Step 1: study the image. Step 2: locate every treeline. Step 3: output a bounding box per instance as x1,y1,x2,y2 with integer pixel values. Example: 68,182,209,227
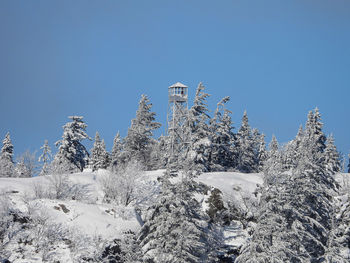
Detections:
0,83,345,178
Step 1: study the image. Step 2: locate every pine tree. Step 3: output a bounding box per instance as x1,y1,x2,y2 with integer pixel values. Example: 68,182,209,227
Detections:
124,95,161,169
236,111,256,173
110,132,123,171
209,96,235,171
324,134,341,176
0,132,14,177
38,140,52,175
53,116,90,173
90,132,110,171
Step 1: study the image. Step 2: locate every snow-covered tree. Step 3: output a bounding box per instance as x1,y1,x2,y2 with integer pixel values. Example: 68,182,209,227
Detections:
238,153,338,262
52,116,90,173
209,96,235,171
110,132,123,171
185,83,212,174
281,125,304,171
138,178,213,262
15,150,37,177
0,132,14,177
90,132,110,171
100,160,144,206
236,111,256,173
38,140,52,176
149,135,169,170
256,133,267,172
324,134,341,176
124,95,161,169
238,108,339,262
298,108,327,169
263,135,282,184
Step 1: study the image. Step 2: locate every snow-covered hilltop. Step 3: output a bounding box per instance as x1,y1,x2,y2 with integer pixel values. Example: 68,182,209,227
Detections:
1,84,349,262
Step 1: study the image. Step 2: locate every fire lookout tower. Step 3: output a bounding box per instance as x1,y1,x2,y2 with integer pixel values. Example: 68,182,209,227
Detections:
167,82,189,155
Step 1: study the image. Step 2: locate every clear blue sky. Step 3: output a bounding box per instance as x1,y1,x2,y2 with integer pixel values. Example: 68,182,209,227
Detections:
0,1,349,163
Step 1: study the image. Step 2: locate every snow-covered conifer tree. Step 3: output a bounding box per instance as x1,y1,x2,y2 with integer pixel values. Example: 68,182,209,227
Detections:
263,135,282,183
124,95,161,169
138,178,213,262
110,132,123,171
185,83,212,174
256,133,267,172
209,96,235,171
236,111,256,173
0,132,14,177
52,116,90,173
324,134,341,176
38,140,52,175
238,148,338,262
90,132,110,171
148,135,169,170
299,108,327,168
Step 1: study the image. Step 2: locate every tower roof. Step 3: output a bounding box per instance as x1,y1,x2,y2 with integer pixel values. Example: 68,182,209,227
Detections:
169,82,188,88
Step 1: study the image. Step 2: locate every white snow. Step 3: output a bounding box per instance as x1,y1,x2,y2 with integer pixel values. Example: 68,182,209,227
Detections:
196,171,263,200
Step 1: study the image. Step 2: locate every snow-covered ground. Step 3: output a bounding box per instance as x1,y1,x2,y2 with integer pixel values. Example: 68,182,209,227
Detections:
0,170,263,240
0,169,265,262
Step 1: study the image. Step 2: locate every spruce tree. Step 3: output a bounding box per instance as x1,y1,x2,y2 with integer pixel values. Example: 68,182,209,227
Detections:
90,132,109,171
263,135,282,184
236,111,256,173
0,132,14,177
53,116,90,173
185,83,212,174
38,140,52,175
124,95,161,169
238,150,338,262
257,133,267,172
110,132,123,171
209,96,235,171
138,178,212,263
324,134,341,176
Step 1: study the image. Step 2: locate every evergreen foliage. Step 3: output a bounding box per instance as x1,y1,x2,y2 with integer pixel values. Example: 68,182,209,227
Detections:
238,109,338,262
90,132,110,171
0,132,14,177
210,96,235,171
53,116,90,173
324,134,341,176
256,133,267,172
110,132,123,171
185,83,212,174
138,178,213,263
236,111,256,173
124,95,161,169
38,140,52,176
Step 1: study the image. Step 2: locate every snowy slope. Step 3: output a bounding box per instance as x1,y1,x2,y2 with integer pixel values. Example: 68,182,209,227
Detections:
0,169,264,262
0,171,144,240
